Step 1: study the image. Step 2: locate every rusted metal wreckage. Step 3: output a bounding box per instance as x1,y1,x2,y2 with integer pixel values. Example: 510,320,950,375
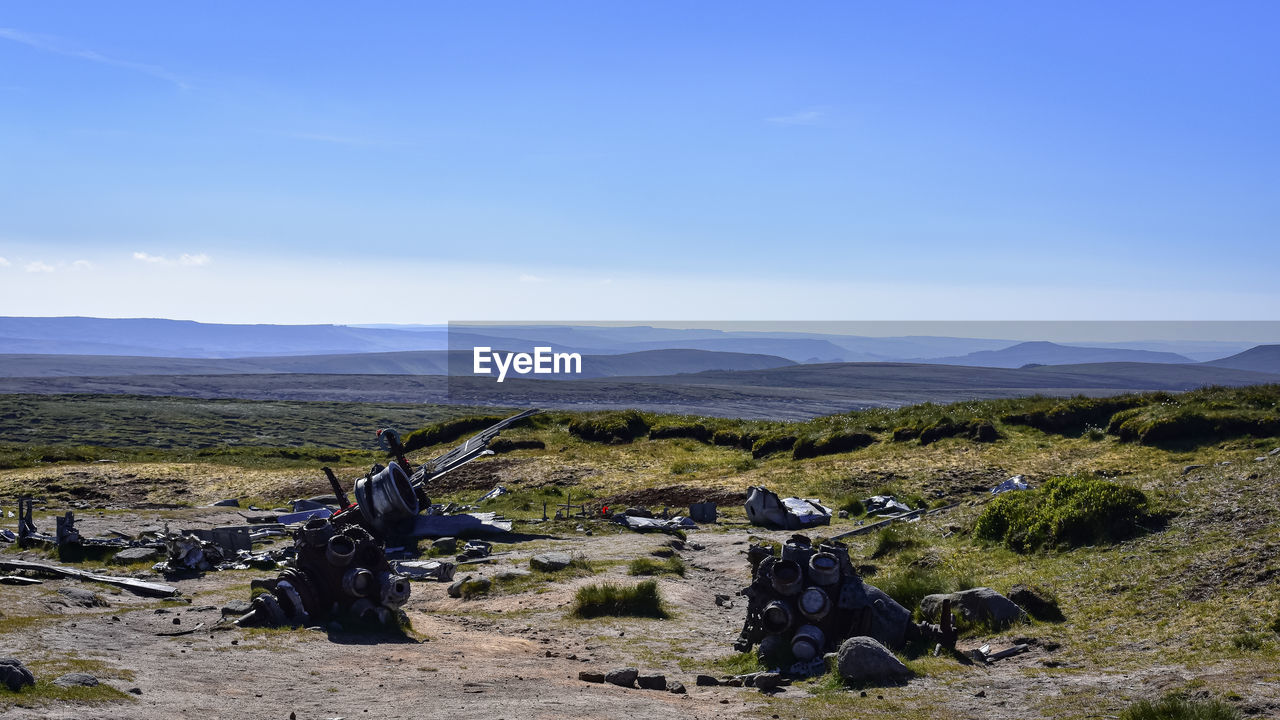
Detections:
235,409,539,628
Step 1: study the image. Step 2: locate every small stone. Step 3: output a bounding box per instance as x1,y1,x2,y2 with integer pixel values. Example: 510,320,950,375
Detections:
579,671,605,683
605,667,638,687
1181,464,1205,475
172,617,181,625
129,687,143,695
212,498,240,507
57,587,109,608
1270,447,1280,456
752,672,783,690
667,680,686,694
53,672,99,688
976,689,986,697
1255,456,1268,463
695,674,719,687
447,574,473,598
636,673,666,690
838,510,850,519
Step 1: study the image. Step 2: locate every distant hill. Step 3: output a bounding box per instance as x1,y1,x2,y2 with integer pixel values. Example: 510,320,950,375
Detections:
919,341,1192,368
0,348,794,379
1203,344,1280,374
0,317,447,357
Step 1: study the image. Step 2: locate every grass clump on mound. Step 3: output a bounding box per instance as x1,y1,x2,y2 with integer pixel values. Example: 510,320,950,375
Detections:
751,434,798,458
570,580,668,618
1119,694,1241,720
627,556,686,577
648,422,713,442
975,474,1153,553
403,414,511,453
792,430,876,459
1002,395,1149,436
567,410,650,443
876,565,975,613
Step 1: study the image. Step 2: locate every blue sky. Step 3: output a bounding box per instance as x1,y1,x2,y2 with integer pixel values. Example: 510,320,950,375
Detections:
1,1,1277,323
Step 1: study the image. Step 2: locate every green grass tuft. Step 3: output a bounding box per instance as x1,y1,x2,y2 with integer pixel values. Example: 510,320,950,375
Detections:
570,580,668,618
627,556,686,577
1119,694,1241,720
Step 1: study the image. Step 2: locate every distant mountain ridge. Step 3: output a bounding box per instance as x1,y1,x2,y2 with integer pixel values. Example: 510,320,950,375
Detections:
919,341,1193,368
1204,344,1280,374
0,348,795,379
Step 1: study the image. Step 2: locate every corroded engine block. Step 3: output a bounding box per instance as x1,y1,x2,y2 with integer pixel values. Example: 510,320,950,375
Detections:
237,517,410,628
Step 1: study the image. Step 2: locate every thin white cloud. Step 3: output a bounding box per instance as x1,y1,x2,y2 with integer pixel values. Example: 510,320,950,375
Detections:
518,273,547,283
0,27,190,90
766,108,827,126
133,251,211,267
25,261,54,273
0,256,10,267
71,259,92,269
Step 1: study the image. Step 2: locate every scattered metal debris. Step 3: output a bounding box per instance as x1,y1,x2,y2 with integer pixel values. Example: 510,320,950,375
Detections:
864,495,912,516
990,475,1031,494
0,558,179,598
744,486,831,530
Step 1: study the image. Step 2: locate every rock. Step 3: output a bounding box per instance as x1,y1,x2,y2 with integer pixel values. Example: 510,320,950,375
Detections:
432,537,457,553
447,574,473,598
494,569,531,581
529,552,573,572
129,687,143,695
221,600,253,617
1270,447,1280,456
667,681,686,694
636,673,666,690
53,672,99,687
695,674,719,686
0,658,35,691
605,667,638,687
57,587,108,608
211,498,240,507
578,671,605,683
836,636,913,685
838,510,850,519
921,587,1027,629
1255,456,1268,463
1007,584,1064,622
752,672,783,690
650,547,675,558
110,546,162,564
1182,464,1205,475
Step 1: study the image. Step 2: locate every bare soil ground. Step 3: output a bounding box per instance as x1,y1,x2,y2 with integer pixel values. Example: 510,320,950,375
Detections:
3,464,1279,720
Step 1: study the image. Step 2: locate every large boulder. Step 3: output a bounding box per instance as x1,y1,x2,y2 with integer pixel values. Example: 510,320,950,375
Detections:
836,636,913,685
56,587,109,608
529,552,573,572
920,587,1027,629
605,667,638,687
0,658,35,691
111,546,162,564
54,672,99,688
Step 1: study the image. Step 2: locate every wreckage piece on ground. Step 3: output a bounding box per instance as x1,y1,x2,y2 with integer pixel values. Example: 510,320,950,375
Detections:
321,409,538,542
237,517,410,628
734,534,953,671
744,486,832,530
